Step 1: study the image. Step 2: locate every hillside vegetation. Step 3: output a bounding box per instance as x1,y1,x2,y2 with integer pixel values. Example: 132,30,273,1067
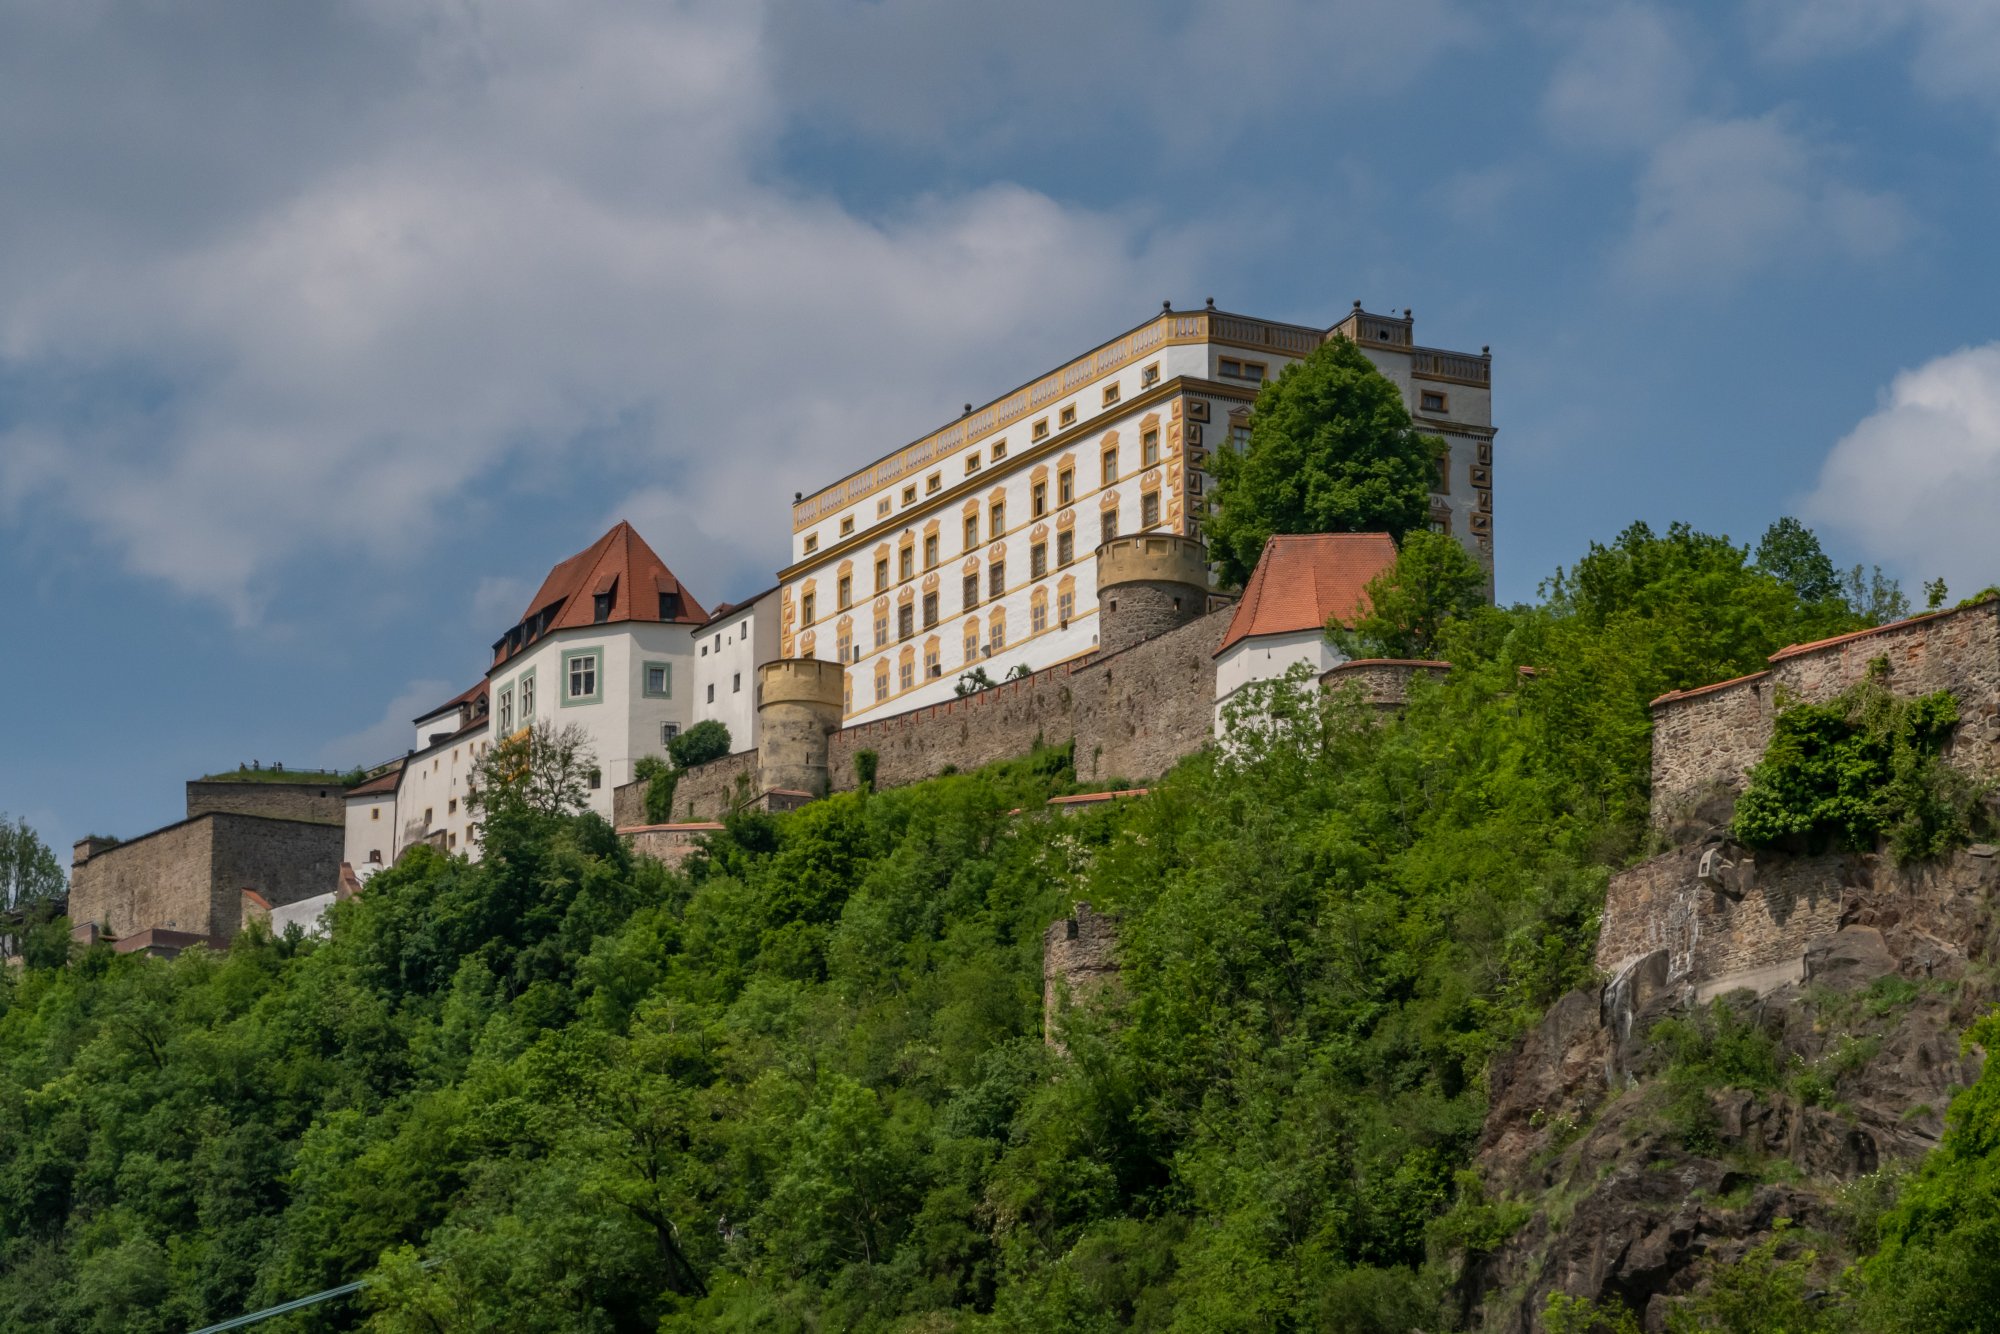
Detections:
3,520,1988,1332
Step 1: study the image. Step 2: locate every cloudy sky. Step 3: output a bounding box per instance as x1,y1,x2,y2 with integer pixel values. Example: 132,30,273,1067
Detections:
5,0,1999,855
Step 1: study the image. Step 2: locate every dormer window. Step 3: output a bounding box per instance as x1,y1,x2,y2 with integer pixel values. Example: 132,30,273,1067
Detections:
594,593,613,623
659,591,682,619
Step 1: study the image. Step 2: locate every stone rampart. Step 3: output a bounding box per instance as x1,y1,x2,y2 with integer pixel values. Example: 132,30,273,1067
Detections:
185,780,347,825
70,813,343,943
1321,658,1452,710
1043,902,1121,1045
674,750,761,820
621,823,724,870
1649,599,2000,826
612,776,648,830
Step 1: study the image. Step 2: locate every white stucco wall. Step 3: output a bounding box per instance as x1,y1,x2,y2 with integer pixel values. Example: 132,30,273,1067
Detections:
343,792,396,872
393,725,487,859
692,594,772,751
1213,630,1347,729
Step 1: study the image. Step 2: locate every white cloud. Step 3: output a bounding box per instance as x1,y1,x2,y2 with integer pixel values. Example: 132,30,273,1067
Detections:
1754,0,2000,114
1801,343,2000,592
472,576,534,632
319,678,458,769
1540,3,1693,150
0,1,1209,621
1617,113,1908,289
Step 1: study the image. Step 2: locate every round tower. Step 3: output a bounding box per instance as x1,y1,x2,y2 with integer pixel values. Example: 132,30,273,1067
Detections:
756,659,847,797
1094,533,1211,655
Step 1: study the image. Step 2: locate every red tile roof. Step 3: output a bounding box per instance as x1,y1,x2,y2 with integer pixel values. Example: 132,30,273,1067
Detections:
346,769,401,798
415,679,486,724
1215,533,1399,656
496,522,707,667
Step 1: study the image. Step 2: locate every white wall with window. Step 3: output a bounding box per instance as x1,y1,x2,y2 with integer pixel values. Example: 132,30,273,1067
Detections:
342,790,396,876
692,590,776,752
1213,629,1347,731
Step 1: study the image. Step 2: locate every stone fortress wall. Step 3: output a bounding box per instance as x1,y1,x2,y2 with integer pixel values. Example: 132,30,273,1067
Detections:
184,780,347,826
1600,597,2000,995
69,814,344,945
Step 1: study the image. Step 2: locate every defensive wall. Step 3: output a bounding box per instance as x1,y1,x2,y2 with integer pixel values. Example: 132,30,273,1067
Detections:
70,813,344,945
184,779,347,825
1599,597,2000,992
1322,658,1452,709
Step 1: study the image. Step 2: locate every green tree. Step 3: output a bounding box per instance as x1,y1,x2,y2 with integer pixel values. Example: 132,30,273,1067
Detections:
469,719,597,822
0,814,64,912
1204,335,1442,585
668,720,732,770
1340,529,1487,658
1755,516,1841,606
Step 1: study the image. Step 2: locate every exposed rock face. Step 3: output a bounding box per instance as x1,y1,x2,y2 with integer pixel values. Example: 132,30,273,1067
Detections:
1043,903,1120,1046
1463,847,1997,1332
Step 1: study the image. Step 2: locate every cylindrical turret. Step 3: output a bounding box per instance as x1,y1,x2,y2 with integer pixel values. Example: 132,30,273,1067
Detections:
1095,533,1211,655
756,659,847,797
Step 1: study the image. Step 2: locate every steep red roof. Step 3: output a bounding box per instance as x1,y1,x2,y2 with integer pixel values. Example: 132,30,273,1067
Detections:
495,522,708,666
1215,533,1399,656
346,770,402,798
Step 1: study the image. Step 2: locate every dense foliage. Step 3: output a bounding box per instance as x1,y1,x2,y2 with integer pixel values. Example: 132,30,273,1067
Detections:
0,518,1947,1331
1731,675,1985,861
1203,336,1442,585
668,720,732,770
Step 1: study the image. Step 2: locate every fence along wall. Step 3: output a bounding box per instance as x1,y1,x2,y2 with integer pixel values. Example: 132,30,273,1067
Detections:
1649,598,2000,825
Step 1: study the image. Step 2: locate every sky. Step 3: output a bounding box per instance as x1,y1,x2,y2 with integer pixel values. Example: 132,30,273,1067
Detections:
5,0,2000,859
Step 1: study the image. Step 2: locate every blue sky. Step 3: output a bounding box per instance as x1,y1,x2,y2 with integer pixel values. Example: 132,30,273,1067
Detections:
5,0,2000,859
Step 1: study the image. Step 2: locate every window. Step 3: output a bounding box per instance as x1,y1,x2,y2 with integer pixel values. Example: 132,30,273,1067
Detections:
874,610,887,647
643,662,672,698
927,472,941,494
1032,417,1049,441
1229,412,1251,451
844,678,852,711
499,688,514,733
1032,481,1047,516
964,513,978,549
588,767,601,791
899,545,914,581
1141,362,1160,388
1435,454,1451,493
1102,383,1121,406
925,644,941,679
923,534,938,568
990,499,1005,535
707,683,715,702
520,671,535,719
1102,446,1118,484
1031,595,1048,632
593,592,613,623
963,572,980,610
964,622,980,662
448,797,457,815
733,672,742,692
1031,542,1047,579
922,591,938,628
371,807,380,822
989,615,1006,651
1058,467,1074,505
1058,587,1075,623
562,650,601,705
899,658,914,690
1101,510,1118,545
1189,471,1205,497
837,574,852,608
837,625,852,662
1142,428,1160,467
424,807,433,825
902,485,917,505
875,557,889,591
1420,390,1447,414
803,534,819,554
801,591,816,625
1057,529,1074,566
989,560,1006,598
1218,357,1266,381
877,497,891,517
1141,489,1161,527
966,453,981,475
991,439,1007,461
661,591,683,619
448,831,458,849
899,603,914,640
875,663,889,701
841,516,854,536
662,722,679,746
1060,405,1077,428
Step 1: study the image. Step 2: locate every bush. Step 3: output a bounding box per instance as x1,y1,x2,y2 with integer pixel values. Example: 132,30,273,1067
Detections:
853,750,879,792
633,755,678,824
668,719,732,769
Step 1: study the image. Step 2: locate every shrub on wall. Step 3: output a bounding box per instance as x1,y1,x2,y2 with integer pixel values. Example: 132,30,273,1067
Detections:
853,749,879,792
668,720,732,770
1730,668,1984,861
633,756,678,824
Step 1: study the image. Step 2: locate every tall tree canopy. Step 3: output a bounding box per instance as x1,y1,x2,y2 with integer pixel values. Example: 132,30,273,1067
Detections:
0,816,63,913
1340,529,1489,659
1204,335,1441,585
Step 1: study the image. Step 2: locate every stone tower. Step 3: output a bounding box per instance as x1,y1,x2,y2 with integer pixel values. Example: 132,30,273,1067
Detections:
1095,533,1211,656
755,659,846,796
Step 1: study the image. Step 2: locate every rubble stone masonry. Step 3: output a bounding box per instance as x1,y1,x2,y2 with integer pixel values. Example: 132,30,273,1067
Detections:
70,813,343,943
184,780,347,825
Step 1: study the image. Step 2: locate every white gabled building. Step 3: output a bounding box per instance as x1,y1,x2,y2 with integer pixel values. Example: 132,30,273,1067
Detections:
778,302,1493,726
1211,532,1398,728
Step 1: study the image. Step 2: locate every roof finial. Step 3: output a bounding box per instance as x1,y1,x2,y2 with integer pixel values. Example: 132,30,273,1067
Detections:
1353,298,1363,310
1162,299,1172,312
794,491,802,503
1482,346,1490,358
964,403,972,415
1205,296,1215,310
1403,308,1412,320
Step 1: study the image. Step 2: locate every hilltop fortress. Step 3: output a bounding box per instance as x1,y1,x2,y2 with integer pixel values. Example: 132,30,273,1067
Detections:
67,301,1497,952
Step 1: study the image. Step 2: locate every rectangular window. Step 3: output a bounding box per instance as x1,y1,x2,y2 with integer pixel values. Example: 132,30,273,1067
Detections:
1032,599,1047,632
562,649,601,705
733,672,742,692
1101,510,1118,545
964,513,978,549
1059,468,1075,505
837,574,852,608
925,645,940,679
899,603,914,639
990,499,1004,535
1031,543,1047,579
1143,428,1160,467
926,472,941,494
707,683,715,702
837,627,852,662
1141,362,1160,388
964,624,980,662
924,534,939,568
1102,383,1120,406
1060,405,1077,428
1102,447,1117,484
1435,455,1450,492
1219,357,1267,380
448,797,457,815
877,497,891,517
1141,490,1160,527
1032,481,1047,516
900,659,914,690
1058,588,1075,622
520,670,535,719
875,666,889,701
643,662,672,698
963,572,980,610
802,592,816,625
989,560,1005,598
1032,418,1049,441
840,516,854,536
803,534,819,554
593,592,613,623
990,618,1006,651
499,688,514,733
1057,529,1074,566
923,591,938,628
902,485,917,505
966,453,981,475
874,612,887,647
662,722,679,746
899,545,914,580
1420,390,1447,413
991,439,1007,461
875,557,889,591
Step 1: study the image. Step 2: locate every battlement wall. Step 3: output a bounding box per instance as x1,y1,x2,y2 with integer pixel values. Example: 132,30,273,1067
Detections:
185,780,347,825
